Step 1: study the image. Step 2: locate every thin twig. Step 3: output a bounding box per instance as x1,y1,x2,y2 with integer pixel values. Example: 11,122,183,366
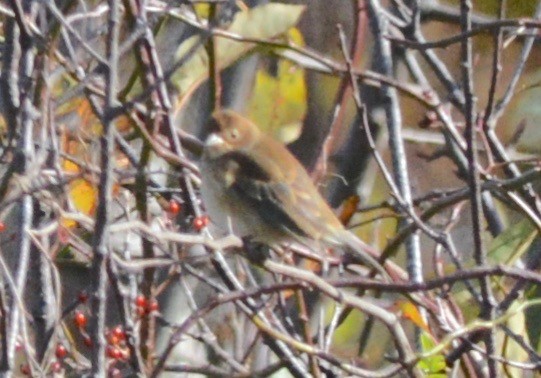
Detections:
88,0,120,375
392,18,541,50
366,0,423,288
1,2,39,374
459,0,497,375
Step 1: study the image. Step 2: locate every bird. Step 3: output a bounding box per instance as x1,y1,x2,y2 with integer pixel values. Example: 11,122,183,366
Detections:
199,109,402,280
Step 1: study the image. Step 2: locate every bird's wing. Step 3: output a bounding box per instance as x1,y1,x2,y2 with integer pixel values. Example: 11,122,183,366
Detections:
232,171,392,278
221,150,396,279
232,175,308,238
223,149,344,242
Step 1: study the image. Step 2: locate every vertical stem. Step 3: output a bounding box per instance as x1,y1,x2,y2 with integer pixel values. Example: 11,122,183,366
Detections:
89,0,119,375
482,0,505,124
206,3,222,110
1,0,38,374
484,1,541,217
459,0,497,375
366,0,422,285
136,142,154,369
32,210,57,362
33,8,58,360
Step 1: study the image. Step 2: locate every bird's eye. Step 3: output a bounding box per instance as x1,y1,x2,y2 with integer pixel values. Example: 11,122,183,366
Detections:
229,129,239,140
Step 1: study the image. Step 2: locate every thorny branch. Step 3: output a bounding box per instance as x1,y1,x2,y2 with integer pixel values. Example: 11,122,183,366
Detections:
0,1,539,377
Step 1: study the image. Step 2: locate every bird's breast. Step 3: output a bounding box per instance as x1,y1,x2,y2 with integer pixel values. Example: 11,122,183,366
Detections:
200,157,279,241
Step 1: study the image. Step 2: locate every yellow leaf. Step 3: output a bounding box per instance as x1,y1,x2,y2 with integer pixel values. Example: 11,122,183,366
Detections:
193,4,210,18
62,158,80,174
172,4,305,98
62,179,97,228
246,29,307,143
395,299,430,332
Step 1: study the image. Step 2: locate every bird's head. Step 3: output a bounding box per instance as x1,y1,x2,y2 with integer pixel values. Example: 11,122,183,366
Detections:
203,110,261,159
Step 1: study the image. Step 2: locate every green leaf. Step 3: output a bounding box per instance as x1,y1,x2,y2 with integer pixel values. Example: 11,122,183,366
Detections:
172,4,305,97
57,245,74,260
525,284,541,352
487,219,538,265
417,332,447,377
502,301,530,377
452,220,538,315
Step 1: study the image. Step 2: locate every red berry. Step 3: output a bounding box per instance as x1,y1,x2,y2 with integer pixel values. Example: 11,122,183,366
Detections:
108,333,120,346
0,222,6,232
77,290,88,303
55,343,68,359
168,200,181,215
20,364,30,375
193,215,209,231
106,345,122,359
74,311,87,328
83,335,93,348
111,326,125,341
135,295,147,308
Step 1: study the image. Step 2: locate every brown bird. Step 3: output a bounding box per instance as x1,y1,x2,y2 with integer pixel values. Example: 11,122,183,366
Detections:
200,109,398,279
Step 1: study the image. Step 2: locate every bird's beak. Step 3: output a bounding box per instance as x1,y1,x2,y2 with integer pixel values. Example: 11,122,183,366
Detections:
205,133,225,147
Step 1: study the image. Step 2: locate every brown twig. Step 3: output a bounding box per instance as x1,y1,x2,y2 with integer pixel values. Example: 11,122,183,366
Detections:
89,0,120,375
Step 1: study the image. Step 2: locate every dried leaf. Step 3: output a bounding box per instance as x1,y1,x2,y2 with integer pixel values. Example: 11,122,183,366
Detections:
338,195,360,225
172,4,305,97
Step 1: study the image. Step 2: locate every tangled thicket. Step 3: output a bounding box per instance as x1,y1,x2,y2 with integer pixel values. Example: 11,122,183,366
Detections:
0,1,540,377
